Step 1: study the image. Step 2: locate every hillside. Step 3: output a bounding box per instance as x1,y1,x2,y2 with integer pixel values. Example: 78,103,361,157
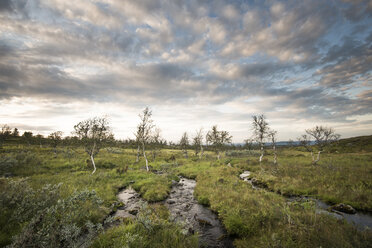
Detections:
327,135,372,153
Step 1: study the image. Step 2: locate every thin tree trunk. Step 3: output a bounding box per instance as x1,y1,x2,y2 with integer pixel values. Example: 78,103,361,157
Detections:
273,145,277,165
142,143,149,171
200,145,204,159
311,151,315,164
314,151,321,164
259,143,264,163
184,150,188,158
217,151,220,160
91,155,96,174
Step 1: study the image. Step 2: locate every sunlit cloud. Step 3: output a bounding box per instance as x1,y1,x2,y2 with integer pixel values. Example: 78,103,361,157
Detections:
0,0,371,142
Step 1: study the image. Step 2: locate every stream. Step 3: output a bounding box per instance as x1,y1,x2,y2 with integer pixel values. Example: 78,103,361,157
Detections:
114,187,145,219
240,171,372,231
114,178,234,248
165,177,234,248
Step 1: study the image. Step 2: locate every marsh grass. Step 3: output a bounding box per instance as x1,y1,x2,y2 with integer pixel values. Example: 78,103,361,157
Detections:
192,166,372,247
0,140,371,247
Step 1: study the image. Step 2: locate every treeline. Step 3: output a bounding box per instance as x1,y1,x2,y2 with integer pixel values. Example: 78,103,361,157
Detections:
1,107,341,173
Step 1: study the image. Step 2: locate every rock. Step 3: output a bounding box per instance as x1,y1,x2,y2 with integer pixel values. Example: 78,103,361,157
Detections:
227,163,232,167
251,178,268,188
167,199,176,204
128,209,139,215
239,171,251,179
171,180,178,186
129,181,135,184
330,203,356,214
196,217,213,226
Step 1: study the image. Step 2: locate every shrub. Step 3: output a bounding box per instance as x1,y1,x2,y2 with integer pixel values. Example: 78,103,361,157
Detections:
0,179,104,247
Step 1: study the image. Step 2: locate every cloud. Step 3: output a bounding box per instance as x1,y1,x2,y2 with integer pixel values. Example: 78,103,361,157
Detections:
0,0,371,140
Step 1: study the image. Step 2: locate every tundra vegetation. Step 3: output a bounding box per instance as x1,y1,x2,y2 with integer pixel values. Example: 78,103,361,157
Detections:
0,118,371,248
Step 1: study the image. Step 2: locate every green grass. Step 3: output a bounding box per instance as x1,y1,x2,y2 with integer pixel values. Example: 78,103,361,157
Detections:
91,204,198,248
1,139,372,247
192,166,372,247
248,151,372,211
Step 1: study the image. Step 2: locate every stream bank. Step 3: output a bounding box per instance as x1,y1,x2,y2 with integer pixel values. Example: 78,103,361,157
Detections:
240,171,372,231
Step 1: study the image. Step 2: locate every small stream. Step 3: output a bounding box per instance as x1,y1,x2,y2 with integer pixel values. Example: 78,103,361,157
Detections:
114,187,145,219
240,171,372,231
114,179,234,247
165,178,234,248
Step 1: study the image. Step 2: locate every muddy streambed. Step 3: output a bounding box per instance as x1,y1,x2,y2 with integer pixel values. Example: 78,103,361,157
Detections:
165,178,234,248
114,178,234,248
240,171,372,231
114,187,145,219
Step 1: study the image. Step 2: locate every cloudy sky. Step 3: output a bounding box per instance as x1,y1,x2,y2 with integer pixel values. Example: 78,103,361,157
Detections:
0,0,371,142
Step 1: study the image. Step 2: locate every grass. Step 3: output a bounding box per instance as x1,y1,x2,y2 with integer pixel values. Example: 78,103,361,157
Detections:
91,204,198,248
1,136,372,247
248,151,372,211
192,166,372,247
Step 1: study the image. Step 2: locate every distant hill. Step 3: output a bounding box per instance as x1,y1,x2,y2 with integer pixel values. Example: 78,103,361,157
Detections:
326,135,372,153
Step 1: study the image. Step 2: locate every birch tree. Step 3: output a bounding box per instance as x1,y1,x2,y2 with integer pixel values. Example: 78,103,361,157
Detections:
193,128,204,158
268,130,278,165
252,115,269,163
179,132,189,158
135,107,154,171
301,126,340,165
206,125,232,160
74,117,111,174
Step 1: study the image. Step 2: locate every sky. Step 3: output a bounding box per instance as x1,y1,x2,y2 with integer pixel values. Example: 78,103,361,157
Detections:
0,0,371,143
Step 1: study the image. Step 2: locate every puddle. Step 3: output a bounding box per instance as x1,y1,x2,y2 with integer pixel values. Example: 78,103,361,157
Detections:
165,178,234,248
240,171,372,231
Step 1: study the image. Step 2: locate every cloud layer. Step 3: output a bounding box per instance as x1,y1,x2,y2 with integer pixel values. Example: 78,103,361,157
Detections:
0,0,371,141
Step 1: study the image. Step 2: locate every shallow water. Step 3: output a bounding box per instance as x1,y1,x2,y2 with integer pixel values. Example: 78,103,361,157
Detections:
165,178,234,248
240,171,372,231
114,187,145,219
114,180,234,247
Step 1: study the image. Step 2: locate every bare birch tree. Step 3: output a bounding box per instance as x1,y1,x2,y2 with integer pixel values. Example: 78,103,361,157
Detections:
206,125,232,160
252,115,269,163
135,107,154,171
268,129,278,165
301,126,340,165
193,128,204,158
179,132,189,158
74,117,111,174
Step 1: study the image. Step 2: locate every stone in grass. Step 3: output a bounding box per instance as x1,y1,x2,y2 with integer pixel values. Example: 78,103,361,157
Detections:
167,199,176,204
128,209,139,215
330,203,356,214
251,178,268,188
